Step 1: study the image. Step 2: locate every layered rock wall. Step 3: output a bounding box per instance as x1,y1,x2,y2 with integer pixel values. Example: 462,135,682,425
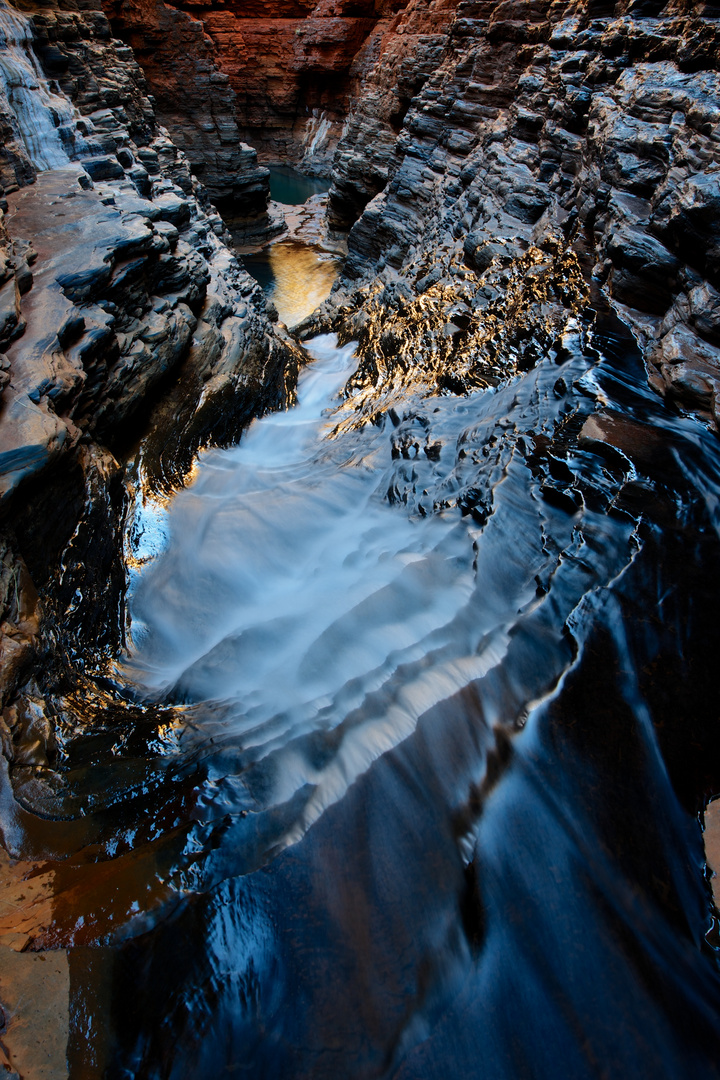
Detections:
98,0,276,224
314,0,720,434
103,0,415,175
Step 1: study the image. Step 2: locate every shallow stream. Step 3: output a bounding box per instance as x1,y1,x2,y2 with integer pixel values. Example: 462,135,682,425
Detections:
83,294,720,1074
5,251,720,1076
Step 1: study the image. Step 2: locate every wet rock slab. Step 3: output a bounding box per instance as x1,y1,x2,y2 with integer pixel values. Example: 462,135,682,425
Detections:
0,163,201,497
0,847,67,1080
705,798,720,909
0,155,301,501
0,947,69,1079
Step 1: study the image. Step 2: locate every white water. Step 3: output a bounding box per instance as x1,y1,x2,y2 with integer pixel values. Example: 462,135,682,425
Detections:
301,108,333,168
122,335,484,830
307,111,331,157
120,328,643,851
0,0,87,170
124,335,476,709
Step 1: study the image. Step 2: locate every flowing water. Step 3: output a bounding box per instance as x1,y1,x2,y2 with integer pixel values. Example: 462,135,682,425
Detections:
0,38,718,1061
0,0,88,170
47,298,719,1076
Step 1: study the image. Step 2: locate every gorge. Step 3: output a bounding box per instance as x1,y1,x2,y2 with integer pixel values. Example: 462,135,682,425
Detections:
0,0,720,1076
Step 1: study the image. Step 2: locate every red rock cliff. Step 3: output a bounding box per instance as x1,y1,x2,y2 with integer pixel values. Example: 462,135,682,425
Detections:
101,0,432,175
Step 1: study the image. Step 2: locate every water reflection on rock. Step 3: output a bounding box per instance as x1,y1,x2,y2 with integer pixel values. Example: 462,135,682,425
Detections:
244,240,341,327
6,315,720,1078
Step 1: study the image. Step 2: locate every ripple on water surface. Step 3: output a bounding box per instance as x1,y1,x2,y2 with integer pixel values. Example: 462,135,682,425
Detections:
119,326,652,856
121,335,485,839
243,241,341,327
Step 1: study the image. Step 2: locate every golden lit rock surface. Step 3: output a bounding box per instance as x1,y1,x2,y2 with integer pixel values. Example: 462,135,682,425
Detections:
326,238,587,432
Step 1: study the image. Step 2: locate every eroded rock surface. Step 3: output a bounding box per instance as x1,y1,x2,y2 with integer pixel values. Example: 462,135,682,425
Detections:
103,0,424,174
0,0,305,835
0,162,299,497
301,0,720,435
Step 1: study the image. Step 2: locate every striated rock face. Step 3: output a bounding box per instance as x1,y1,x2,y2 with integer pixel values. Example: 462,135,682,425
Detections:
308,0,720,435
99,0,279,227
1,0,282,236
103,0,419,175
329,0,457,227
0,0,156,191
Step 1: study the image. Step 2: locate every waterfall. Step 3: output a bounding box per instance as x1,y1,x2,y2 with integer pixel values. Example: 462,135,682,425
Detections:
0,0,86,171
304,109,332,160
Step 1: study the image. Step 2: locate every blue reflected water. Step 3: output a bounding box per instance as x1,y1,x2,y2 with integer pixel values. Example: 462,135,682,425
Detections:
15,308,720,1078
267,165,328,205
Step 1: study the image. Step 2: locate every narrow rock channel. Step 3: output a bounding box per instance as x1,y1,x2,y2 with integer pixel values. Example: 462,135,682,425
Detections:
0,0,720,1077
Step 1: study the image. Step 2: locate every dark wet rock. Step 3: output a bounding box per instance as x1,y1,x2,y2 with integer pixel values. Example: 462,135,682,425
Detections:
463,237,515,274
6,695,57,769
0,277,24,346
652,172,720,282
128,163,152,197
321,239,587,432
0,538,40,711
295,3,720,433
607,226,679,281
0,154,297,502
82,155,125,181
687,281,720,345
578,411,670,472
648,323,720,424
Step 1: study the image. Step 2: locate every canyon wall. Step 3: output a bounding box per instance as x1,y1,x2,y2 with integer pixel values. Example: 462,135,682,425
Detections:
102,0,423,177
312,0,720,433
7,0,278,232
0,0,303,753
98,0,720,432
0,3,720,1072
